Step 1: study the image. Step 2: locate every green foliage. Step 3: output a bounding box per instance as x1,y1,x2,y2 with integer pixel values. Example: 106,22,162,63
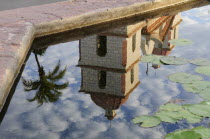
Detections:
199,88,210,100
177,109,202,123
193,126,210,139
165,126,210,139
184,103,210,117
141,54,164,65
165,130,202,139
195,66,210,76
132,115,161,127
132,101,210,127
155,111,182,123
134,53,210,137
169,73,202,84
160,56,188,65
22,61,69,107
169,39,193,46
189,58,210,66
160,103,183,111
182,81,210,93
33,47,48,56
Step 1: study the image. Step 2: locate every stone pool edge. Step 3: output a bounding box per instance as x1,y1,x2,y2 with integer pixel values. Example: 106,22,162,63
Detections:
0,0,209,110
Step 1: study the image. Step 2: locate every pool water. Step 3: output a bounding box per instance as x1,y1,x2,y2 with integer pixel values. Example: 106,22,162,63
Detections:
0,5,210,139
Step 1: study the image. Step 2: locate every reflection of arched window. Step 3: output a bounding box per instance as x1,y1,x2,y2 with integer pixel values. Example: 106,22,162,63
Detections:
98,71,106,89
97,36,107,56
132,34,136,52
131,68,134,84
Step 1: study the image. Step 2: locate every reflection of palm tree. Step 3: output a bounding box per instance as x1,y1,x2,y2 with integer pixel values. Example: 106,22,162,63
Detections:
22,49,69,107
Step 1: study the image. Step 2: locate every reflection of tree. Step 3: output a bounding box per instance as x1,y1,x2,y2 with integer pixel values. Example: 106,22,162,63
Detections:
22,48,69,107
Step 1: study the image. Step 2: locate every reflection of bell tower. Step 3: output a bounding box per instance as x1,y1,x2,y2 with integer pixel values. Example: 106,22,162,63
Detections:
90,92,131,120
80,62,140,120
78,22,144,120
78,22,145,71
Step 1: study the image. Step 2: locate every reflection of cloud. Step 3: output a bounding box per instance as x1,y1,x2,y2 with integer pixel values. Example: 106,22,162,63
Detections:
182,5,210,22
1,5,210,139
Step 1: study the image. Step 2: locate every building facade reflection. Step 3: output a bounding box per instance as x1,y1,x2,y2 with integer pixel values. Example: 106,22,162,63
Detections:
141,13,182,69
78,13,182,120
78,22,144,120
141,13,182,55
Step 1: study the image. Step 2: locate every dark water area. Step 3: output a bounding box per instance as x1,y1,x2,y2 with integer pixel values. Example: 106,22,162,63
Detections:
1,5,210,139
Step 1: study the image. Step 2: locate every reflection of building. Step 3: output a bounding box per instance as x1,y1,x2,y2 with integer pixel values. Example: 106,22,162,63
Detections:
78,14,182,119
141,13,182,55
141,13,182,69
78,22,145,71
90,93,130,120
79,62,140,120
78,22,144,120
80,63,139,97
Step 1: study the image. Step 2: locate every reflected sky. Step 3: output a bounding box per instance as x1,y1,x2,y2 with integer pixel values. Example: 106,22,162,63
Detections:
1,5,210,139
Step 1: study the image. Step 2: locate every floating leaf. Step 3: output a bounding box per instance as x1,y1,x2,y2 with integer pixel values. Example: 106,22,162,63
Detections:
169,73,202,84
165,126,210,139
178,109,202,123
199,88,210,100
132,115,161,127
160,56,188,65
141,55,163,65
160,103,182,111
165,130,202,139
183,81,210,93
193,126,210,139
155,111,182,123
195,66,210,76
189,58,210,66
169,39,193,46
200,101,210,105
184,104,210,117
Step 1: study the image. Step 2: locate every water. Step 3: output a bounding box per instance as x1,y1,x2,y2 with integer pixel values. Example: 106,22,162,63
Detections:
1,5,210,139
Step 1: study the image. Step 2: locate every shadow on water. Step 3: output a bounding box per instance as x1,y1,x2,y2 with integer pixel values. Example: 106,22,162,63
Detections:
0,48,32,124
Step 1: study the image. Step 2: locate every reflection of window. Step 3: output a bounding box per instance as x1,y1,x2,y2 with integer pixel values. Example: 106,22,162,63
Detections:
131,68,134,84
132,34,136,52
98,71,106,89
97,36,107,56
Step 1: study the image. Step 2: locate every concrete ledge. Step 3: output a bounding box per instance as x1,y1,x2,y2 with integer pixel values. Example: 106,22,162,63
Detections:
0,0,209,109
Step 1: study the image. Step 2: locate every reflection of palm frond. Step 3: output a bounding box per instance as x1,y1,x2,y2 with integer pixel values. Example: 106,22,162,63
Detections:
33,47,48,56
24,80,40,91
22,78,33,88
22,60,68,107
50,60,61,76
53,82,69,90
47,67,67,81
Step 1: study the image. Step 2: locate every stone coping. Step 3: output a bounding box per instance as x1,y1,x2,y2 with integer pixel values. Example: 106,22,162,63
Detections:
0,0,209,110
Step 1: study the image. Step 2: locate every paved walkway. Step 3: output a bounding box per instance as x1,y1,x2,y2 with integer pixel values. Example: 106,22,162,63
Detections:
0,0,67,11
0,0,209,110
